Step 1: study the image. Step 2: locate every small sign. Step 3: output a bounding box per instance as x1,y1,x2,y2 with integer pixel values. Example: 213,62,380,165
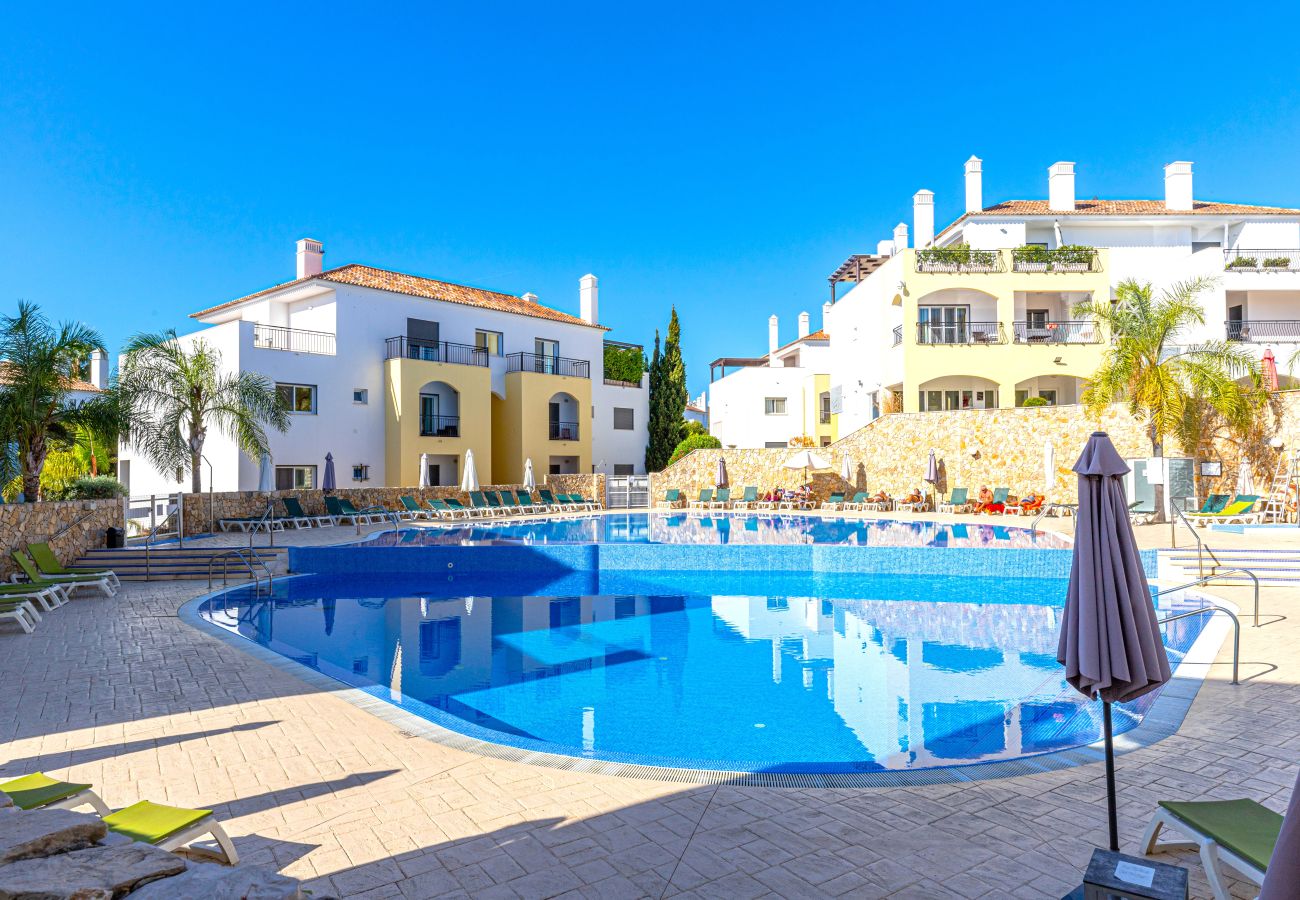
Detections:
1113,862,1156,888
1199,461,1222,477
1145,458,1165,485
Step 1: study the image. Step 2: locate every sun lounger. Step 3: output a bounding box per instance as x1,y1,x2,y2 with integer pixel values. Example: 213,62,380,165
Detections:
27,542,119,589
938,488,973,514
1005,495,1045,515
12,551,115,598
731,486,759,509
0,772,110,814
708,488,731,509
895,495,928,513
658,489,684,509
842,491,870,511
445,497,480,518
513,491,543,514
104,799,239,865
0,597,41,634
534,489,568,511
1141,797,1283,900
821,492,847,511
275,498,313,528
0,581,63,613
324,496,360,524
777,494,813,510
1189,495,1263,527
423,499,461,519
483,491,511,516
1195,493,1230,515
862,495,894,512
400,496,432,520
688,489,713,509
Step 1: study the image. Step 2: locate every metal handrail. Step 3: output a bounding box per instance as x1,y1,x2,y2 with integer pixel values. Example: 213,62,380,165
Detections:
1030,502,1076,536
142,503,180,582
1172,504,1224,577
248,499,277,549
1155,568,1260,628
354,505,403,536
915,321,1006,345
49,510,97,542
1152,601,1240,685
207,547,274,591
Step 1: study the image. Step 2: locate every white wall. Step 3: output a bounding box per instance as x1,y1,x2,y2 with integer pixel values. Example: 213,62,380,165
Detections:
709,365,816,448
826,255,905,435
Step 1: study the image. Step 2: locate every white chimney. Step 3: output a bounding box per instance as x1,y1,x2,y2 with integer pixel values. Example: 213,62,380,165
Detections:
89,349,108,390
1048,162,1076,212
798,311,810,338
295,238,323,279
522,292,538,304
892,222,909,253
964,156,983,213
1164,161,1194,211
822,301,832,331
579,274,598,325
876,239,894,256
768,315,779,354
913,191,935,249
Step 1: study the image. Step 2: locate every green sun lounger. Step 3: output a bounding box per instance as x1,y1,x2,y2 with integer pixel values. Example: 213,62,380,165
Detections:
938,488,972,514
12,551,114,598
537,490,569,510
821,492,846,510
0,772,109,814
484,491,511,515
659,489,684,508
0,597,41,633
283,496,333,526
104,799,239,865
512,491,540,513
27,542,119,588
400,496,432,519
689,489,713,509
1142,797,1284,899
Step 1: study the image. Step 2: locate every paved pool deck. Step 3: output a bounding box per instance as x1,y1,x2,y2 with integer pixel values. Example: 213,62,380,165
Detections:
1,512,1295,898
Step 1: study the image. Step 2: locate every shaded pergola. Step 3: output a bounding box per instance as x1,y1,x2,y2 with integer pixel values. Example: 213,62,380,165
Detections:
827,253,888,303
709,356,767,382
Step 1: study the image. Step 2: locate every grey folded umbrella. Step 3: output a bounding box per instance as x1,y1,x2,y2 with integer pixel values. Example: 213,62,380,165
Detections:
1259,769,1300,898
1057,431,1172,851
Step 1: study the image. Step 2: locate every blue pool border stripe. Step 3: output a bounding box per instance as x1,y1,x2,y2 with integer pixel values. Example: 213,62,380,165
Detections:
290,542,1155,579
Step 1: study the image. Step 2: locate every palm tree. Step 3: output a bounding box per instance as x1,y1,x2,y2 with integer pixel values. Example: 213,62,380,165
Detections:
1075,277,1264,521
0,302,105,501
116,331,290,493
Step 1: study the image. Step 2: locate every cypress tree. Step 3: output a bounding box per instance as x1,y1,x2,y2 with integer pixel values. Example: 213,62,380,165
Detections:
645,330,663,471
646,308,688,471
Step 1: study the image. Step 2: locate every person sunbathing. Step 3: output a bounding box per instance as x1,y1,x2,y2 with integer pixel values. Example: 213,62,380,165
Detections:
1019,492,1044,511
870,490,891,504
903,488,924,505
974,485,1004,515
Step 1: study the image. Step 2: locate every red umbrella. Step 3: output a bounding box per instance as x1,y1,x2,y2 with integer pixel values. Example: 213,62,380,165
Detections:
1262,349,1280,392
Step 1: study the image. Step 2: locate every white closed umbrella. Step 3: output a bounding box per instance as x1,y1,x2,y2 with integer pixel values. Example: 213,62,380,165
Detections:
840,454,852,482
460,449,480,492
523,458,536,490
1044,440,1056,493
258,453,274,492
418,453,431,489
1237,463,1255,496
784,449,830,486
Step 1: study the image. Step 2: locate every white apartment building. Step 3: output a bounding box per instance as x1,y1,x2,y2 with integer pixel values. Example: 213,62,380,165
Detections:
708,308,834,448
710,157,1300,446
118,240,648,496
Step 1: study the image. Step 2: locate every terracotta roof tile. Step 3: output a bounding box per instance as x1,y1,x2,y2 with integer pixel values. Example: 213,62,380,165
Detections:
0,362,101,393
192,264,606,330
973,199,1300,217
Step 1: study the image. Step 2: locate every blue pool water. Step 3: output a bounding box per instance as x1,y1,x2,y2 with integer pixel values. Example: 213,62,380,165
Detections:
200,568,1205,773
364,512,1071,549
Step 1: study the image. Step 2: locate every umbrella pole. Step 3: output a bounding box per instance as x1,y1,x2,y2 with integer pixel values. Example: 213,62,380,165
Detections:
1103,700,1119,852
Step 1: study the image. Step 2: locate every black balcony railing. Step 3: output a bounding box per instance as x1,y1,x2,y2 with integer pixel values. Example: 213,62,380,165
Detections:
891,325,903,346
419,414,460,437
506,352,591,378
253,324,337,355
915,321,1005,345
1223,249,1300,272
1012,321,1101,344
1010,247,1101,273
1226,320,1300,341
385,337,489,367
914,247,1004,274
550,421,580,440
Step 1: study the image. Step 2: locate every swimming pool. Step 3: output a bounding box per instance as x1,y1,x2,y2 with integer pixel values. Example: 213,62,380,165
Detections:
363,512,1071,549
198,567,1209,775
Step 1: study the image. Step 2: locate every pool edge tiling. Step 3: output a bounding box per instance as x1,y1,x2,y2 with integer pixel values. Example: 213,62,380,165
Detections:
179,571,1230,789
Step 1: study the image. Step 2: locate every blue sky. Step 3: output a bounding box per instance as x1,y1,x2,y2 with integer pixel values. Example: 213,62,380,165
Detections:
5,2,1300,398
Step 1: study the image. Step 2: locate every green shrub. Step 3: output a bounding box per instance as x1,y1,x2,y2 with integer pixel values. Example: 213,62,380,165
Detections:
61,475,128,499
916,244,998,270
1226,255,1258,269
1263,256,1291,269
603,345,646,383
1053,245,1095,268
679,419,708,441
667,433,721,467
1012,245,1052,265
1021,395,1051,407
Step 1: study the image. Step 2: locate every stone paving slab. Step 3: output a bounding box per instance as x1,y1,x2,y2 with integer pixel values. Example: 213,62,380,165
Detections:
0,551,1293,898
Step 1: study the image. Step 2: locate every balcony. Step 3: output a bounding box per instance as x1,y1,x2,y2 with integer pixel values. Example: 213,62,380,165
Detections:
1012,321,1101,344
1226,320,1300,342
385,337,489,367
506,352,591,379
914,246,1003,274
1011,246,1100,273
891,325,902,346
419,414,460,438
1224,250,1300,272
550,420,580,440
253,324,336,355
915,321,1005,345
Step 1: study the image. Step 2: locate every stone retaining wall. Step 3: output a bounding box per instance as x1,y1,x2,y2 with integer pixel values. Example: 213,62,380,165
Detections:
0,499,122,580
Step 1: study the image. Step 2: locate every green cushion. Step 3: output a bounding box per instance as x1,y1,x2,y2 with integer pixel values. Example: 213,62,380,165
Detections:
1220,500,1255,516
104,800,213,844
27,544,68,574
0,773,92,811
1159,798,1283,871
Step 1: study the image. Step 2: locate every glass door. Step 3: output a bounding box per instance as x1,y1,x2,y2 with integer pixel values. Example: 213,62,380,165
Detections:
535,338,559,374
919,306,968,344
420,393,439,436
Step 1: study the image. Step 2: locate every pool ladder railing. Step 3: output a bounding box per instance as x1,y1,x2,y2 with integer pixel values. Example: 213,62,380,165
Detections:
208,548,275,593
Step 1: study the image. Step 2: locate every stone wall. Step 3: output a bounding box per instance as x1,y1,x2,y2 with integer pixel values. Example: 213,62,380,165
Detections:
652,404,1155,505
0,498,122,580
181,477,606,535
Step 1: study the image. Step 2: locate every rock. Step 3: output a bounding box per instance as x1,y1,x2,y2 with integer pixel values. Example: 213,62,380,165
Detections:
0,794,13,810
0,810,106,864
0,843,185,898
129,863,306,899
